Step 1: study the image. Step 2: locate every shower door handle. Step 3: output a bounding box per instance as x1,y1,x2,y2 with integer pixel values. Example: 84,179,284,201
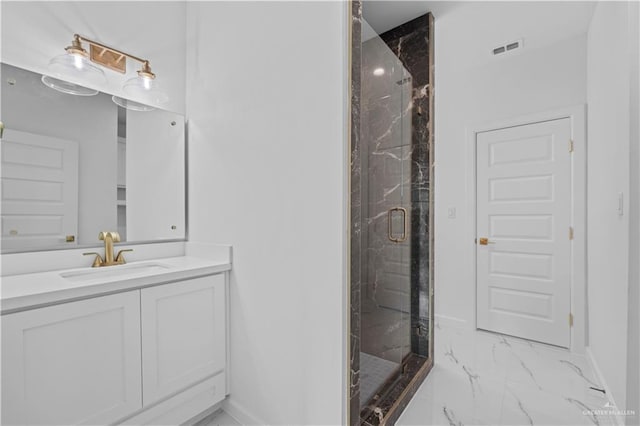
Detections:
388,207,408,243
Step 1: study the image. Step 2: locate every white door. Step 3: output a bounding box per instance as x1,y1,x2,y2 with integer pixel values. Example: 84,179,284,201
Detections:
1,129,79,250
141,275,226,405
1,292,143,425
476,118,572,348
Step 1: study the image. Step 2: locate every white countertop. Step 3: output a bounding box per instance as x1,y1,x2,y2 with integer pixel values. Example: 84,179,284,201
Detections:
1,256,231,314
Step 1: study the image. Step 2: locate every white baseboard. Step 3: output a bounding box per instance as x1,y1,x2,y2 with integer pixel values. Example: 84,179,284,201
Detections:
222,398,268,426
585,347,624,426
187,402,223,425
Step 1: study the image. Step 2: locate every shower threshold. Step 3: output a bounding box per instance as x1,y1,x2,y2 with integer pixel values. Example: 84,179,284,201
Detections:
360,353,433,426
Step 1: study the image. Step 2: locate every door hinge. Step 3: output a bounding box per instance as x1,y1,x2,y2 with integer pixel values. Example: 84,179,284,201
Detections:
569,139,574,153
569,226,574,240
569,313,574,327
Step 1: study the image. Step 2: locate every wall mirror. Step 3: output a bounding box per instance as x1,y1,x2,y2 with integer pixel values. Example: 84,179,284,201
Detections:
1,63,186,253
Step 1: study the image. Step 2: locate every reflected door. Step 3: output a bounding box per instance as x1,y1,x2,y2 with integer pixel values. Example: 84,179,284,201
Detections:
1,129,78,250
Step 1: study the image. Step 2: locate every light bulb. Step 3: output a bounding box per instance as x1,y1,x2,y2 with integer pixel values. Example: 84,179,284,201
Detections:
373,67,385,76
73,54,84,70
122,75,168,105
142,76,152,90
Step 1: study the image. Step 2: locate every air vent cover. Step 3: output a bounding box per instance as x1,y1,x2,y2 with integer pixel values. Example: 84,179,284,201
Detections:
492,39,523,56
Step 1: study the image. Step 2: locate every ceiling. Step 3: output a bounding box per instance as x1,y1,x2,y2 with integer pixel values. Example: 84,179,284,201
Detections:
363,1,597,55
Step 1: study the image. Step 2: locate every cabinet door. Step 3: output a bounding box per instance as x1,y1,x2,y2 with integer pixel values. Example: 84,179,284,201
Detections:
1,292,142,425
141,274,226,405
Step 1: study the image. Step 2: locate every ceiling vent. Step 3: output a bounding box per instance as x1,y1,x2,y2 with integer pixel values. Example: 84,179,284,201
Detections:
492,39,523,56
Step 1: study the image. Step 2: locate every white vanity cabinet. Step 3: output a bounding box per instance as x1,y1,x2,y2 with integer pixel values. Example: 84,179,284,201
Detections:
1,292,143,425
141,274,226,405
1,268,229,426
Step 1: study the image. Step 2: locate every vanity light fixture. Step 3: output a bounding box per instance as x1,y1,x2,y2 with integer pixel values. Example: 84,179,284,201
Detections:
41,34,168,109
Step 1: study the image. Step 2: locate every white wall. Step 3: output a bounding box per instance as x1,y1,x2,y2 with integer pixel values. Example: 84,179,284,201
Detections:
1,1,186,113
185,2,347,425
586,1,634,411
626,2,640,422
434,4,588,326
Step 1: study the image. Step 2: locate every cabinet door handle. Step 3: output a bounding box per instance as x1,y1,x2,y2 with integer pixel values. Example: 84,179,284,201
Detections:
388,207,408,243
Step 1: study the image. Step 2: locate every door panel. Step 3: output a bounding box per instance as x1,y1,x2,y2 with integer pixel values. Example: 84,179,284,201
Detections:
141,275,226,405
1,292,142,425
476,118,571,348
1,129,78,250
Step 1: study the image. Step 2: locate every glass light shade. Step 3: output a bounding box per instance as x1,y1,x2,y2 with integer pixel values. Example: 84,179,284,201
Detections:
41,75,99,96
122,75,169,105
44,52,107,90
111,95,155,112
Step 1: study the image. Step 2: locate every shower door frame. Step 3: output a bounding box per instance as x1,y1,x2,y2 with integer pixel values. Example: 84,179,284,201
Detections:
347,3,435,425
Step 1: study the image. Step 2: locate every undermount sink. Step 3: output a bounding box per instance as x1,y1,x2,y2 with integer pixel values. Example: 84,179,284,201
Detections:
60,262,172,282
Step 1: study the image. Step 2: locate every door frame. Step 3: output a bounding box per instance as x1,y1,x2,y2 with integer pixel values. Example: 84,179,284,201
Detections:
466,104,587,354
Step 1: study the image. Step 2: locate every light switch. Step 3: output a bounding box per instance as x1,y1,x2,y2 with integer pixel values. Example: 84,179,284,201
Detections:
618,192,624,216
447,207,456,219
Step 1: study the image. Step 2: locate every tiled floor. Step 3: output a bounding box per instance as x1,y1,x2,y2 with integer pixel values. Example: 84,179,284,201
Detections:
397,320,617,426
360,351,400,407
194,409,241,426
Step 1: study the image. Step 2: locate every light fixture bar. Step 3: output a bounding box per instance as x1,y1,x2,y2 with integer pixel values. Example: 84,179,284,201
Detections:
72,34,155,78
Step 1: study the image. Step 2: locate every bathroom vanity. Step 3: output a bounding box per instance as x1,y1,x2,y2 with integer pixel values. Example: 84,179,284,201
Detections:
0,55,223,425
1,245,231,425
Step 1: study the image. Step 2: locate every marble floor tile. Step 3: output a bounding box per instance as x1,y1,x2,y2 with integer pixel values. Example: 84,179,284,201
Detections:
399,365,505,426
397,321,617,426
194,409,241,426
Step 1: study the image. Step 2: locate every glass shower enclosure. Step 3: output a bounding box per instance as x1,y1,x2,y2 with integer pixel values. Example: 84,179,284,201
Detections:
359,29,414,406
349,8,434,425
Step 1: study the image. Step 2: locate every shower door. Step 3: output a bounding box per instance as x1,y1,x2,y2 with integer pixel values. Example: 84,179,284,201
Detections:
350,9,434,426
359,27,414,411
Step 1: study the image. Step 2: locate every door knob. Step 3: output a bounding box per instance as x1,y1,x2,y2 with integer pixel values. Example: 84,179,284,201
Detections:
478,237,495,245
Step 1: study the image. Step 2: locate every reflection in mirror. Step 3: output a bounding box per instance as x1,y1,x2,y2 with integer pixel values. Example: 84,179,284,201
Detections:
1,63,186,253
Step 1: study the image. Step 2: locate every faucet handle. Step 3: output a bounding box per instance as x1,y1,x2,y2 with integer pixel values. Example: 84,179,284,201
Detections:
98,231,121,242
83,252,104,268
115,249,133,264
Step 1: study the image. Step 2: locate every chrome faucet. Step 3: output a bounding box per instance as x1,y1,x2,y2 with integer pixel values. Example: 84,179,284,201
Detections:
83,231,133,267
